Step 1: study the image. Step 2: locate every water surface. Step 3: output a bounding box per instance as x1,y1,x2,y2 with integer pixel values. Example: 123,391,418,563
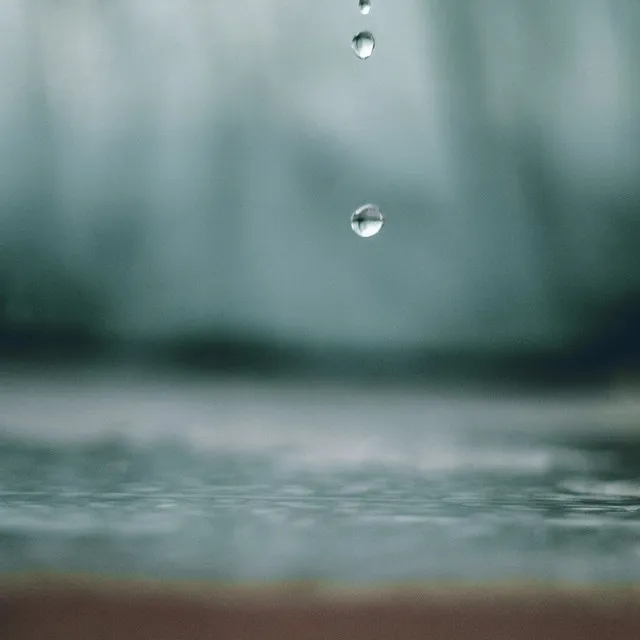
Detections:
1,369,639,583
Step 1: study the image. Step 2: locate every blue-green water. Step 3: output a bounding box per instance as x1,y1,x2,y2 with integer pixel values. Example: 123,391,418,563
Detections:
1,370,639,583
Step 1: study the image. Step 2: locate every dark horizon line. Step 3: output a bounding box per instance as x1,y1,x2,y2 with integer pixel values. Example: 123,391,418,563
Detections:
0,325,637,391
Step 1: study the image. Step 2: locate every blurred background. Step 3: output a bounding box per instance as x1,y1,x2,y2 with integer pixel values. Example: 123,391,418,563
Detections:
0,0,639,385
0,0,639,584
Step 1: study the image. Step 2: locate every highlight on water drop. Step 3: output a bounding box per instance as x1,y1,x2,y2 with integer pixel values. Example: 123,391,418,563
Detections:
351,31,375,60
359,0,371,15
350,204,385,238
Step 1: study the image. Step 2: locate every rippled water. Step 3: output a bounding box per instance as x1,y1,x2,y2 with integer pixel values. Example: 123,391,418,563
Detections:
0,369,639,583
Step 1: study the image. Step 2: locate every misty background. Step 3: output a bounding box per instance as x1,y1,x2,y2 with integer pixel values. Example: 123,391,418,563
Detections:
0,0,639,385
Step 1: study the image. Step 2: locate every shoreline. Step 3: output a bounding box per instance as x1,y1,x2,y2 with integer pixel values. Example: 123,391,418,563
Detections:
2,576,640,639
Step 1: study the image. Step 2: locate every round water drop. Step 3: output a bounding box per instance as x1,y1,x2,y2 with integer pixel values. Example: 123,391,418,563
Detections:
351,31,375,60
350,204,384,238
359,0,371,15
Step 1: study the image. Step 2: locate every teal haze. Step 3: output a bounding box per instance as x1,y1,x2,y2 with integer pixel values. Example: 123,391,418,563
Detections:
0,0,638,374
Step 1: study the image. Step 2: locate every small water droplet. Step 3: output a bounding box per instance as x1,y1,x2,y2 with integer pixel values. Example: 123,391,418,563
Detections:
350,204,384,238
351,31,375,60
359,0,371,15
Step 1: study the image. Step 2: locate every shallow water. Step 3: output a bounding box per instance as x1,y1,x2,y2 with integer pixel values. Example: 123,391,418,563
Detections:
1,369,639,583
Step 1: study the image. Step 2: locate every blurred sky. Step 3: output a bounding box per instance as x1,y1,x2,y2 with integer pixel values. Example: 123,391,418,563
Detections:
0,0,639,359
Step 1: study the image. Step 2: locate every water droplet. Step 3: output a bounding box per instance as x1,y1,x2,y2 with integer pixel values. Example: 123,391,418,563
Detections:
350,204,384,238
359,0,371,15
351,31,375,60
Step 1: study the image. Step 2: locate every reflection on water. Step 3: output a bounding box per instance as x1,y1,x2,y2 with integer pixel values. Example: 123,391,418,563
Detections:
0,370,639,583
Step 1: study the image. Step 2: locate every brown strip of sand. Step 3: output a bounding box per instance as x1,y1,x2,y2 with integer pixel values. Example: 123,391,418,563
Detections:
1,578,639,639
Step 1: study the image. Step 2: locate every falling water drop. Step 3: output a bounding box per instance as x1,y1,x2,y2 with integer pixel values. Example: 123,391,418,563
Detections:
351,31,375,60
350,204,384,238
359,0,371,15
